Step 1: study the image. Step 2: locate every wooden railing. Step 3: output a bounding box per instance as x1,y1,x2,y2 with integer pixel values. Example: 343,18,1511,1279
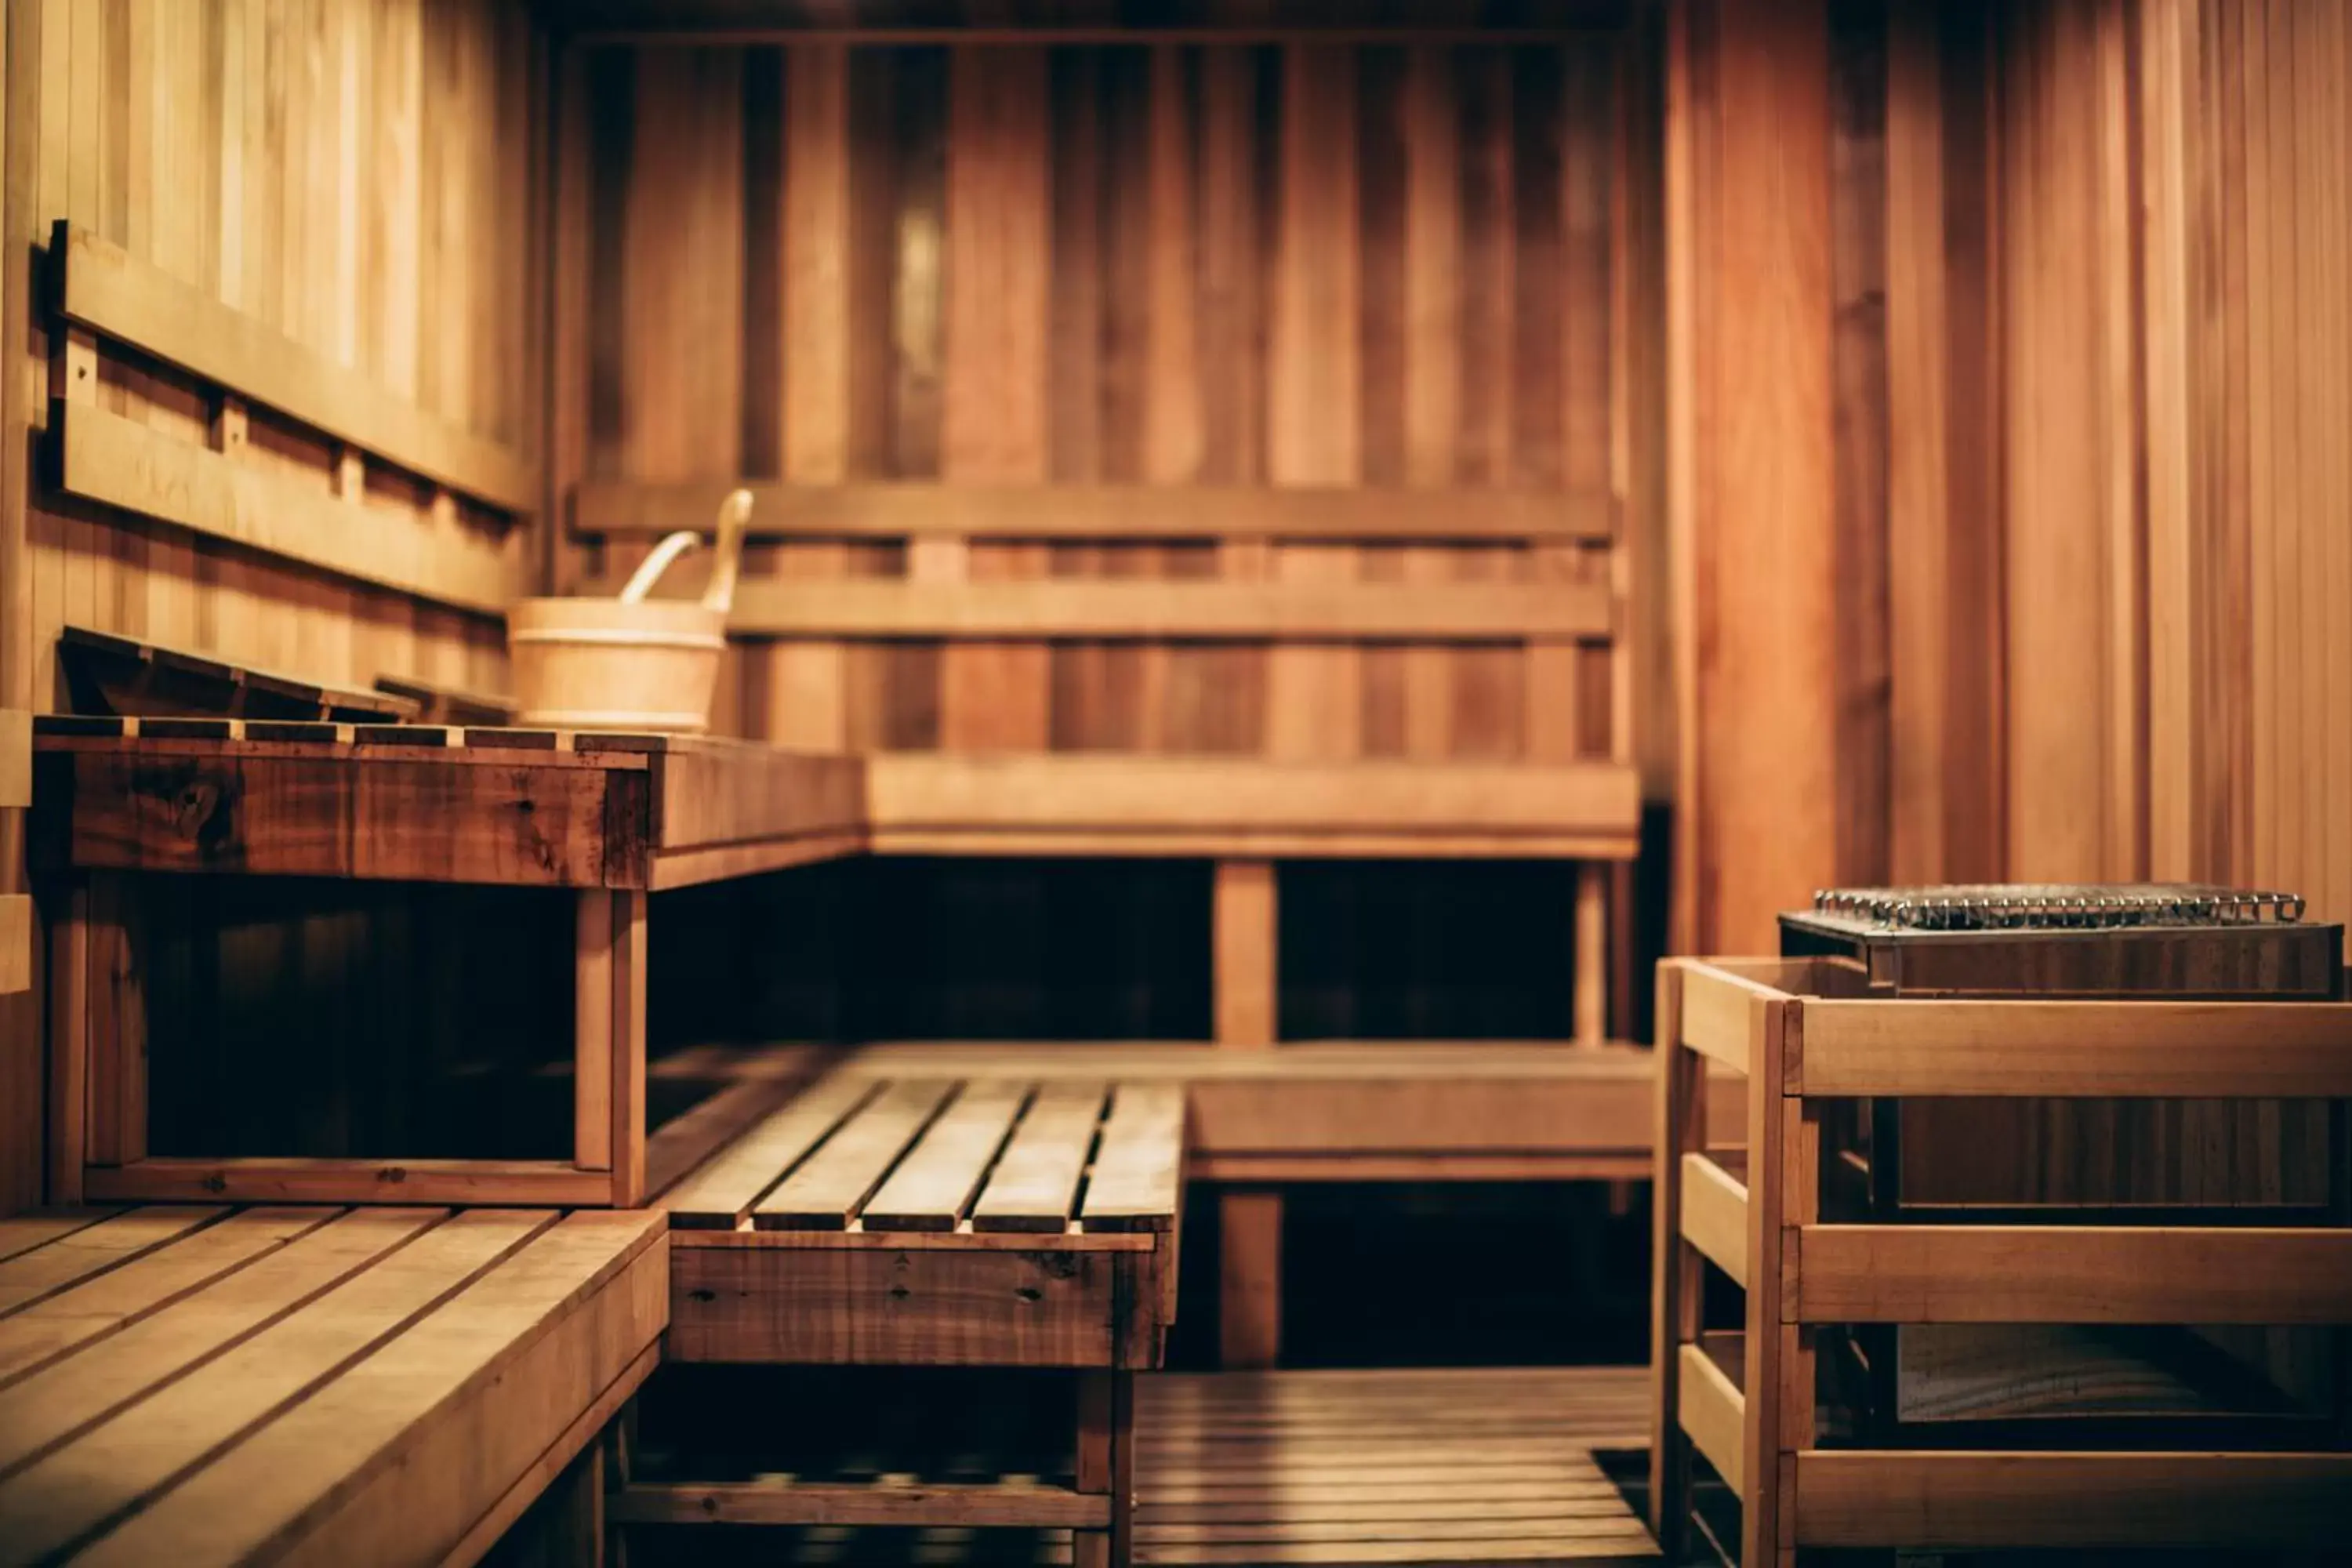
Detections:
49,223,533,615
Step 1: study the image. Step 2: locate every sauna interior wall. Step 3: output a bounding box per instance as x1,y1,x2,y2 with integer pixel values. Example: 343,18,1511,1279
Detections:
553,29,1663,1045
1784,13,2352,1426
0,0,550,1214
1682,0,2352,953
553,34,1646,767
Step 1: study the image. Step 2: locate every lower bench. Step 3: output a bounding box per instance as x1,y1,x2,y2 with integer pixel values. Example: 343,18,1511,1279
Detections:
829,1040,1683,1181
0,1203,665,1567
634,1076,1184,1566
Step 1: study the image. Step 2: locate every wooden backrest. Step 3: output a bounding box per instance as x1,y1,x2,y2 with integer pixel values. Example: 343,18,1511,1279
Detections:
551,34,1643,784
49,224,535,619
569,480,1633,775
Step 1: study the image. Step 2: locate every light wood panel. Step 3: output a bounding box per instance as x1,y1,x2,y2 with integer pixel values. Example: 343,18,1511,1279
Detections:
0,0,548,1210
558,38,1628,765
1687,0,2352,945
56,225,533,512
1680,0,2352,952
1665,0,1838,954
13,0,541,712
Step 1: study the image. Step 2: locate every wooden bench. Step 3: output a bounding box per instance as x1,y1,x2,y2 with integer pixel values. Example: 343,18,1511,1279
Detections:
633,1076,1183,1567
33,714,863,1212
829,1042,1661,1184
574,477,1650,1367
0,1203,666,1566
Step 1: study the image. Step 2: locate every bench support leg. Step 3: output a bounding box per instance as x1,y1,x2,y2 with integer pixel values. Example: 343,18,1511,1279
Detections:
1573,860,1609,1044
603,1398,637,1567
1650,963,1699,1563
1213,859,1282,1368
577,890,648,1207
1219,1189,1283,1369
1075,1369,1134,1568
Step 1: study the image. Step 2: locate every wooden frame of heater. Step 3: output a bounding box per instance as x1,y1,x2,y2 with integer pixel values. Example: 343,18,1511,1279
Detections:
1651,954,2352,1566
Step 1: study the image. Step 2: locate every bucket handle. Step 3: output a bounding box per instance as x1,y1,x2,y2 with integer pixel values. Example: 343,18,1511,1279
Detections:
616,488,754,613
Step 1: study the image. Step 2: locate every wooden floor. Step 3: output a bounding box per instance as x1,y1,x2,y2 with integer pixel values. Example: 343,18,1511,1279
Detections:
616,1366,1661,1567
1132,1367,1659,1566
0,1204,665,1567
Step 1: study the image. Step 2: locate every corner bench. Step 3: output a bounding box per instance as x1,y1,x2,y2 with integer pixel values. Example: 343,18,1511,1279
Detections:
628,1076,1183,1566
0,1203,665,1567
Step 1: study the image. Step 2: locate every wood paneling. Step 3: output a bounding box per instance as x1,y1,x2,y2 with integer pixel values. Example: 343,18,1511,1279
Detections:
1666,0,1839,954
559,38,1628,766
1684,0,2352,947
0,0,547,1214
13,0,542,713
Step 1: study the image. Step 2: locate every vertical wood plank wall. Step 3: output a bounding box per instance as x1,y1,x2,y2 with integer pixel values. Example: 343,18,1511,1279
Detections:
0,0,546,1215
1686,0,2352,951
554,37,1630,768
1665,0,1839,957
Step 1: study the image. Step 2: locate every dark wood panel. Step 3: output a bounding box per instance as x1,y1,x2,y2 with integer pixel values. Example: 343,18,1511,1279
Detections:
564,38,1626,764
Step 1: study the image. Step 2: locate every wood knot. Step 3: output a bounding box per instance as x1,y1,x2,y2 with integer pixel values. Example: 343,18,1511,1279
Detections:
130,762,234,852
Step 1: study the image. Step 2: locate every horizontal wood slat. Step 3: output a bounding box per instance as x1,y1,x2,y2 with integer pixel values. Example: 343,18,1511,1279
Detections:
1791,1450,2352,1551
79,1159,619,1208
1082,1084,1185,1233
1675,1340,1744,1494
1798,997,2352,1097
1678,1152,1747,1288
0,1208,229,1318
43,743,634,887
718,578,1615,642
572,481,1614,542
1673,961,1766,1074
753,1081,957,1230
969,1082,1109,1234
36,728,868,891
1792,1225,2352,1325
608,1479,1112,1529
865,756,1642,856
56,224,535,514
57,403,525,615
662,1076,877,1229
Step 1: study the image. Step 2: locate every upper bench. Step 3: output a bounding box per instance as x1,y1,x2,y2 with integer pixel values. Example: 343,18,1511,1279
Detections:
32,716,865,890
34,719,1639,885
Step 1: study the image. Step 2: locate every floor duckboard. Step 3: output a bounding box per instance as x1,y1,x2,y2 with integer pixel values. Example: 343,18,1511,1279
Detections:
616,1367,1660,1568
1131,1367,1657,1566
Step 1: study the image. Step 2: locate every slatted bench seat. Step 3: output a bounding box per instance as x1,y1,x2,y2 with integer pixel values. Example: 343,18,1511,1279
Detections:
634,1076,1183,1566
0,1203,665,1567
